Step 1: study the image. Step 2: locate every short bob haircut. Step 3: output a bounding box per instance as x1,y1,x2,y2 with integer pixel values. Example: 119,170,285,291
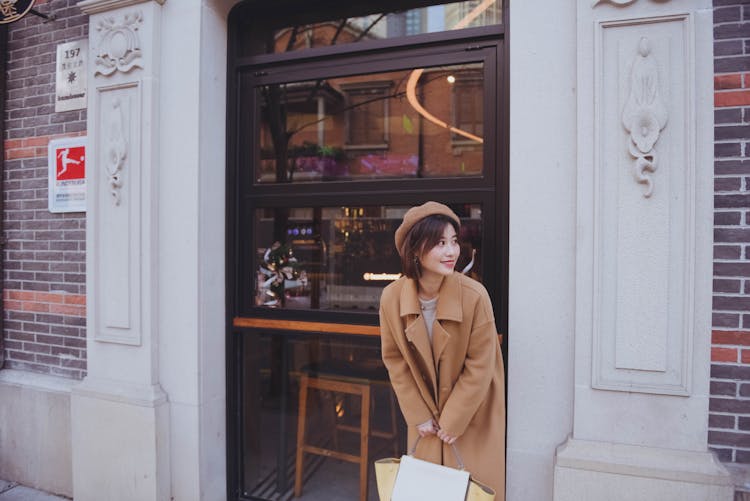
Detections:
399,214,460,279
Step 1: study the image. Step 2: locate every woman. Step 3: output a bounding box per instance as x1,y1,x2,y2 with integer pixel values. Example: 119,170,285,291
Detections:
379,201,505,499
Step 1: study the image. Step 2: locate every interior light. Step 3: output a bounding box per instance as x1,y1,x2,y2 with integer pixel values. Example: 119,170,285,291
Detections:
406,70,483,144
447,75,456,84
363,273,402,281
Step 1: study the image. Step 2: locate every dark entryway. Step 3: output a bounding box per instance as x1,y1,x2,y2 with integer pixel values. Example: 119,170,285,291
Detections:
226,1,508,499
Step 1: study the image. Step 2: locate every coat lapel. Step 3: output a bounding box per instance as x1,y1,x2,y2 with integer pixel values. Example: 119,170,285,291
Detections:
431,321,451,365
433,273,463,362
400,279,439,406
404,315,438,393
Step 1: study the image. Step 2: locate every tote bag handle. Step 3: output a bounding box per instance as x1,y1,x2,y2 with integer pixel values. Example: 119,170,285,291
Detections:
408,436,466,471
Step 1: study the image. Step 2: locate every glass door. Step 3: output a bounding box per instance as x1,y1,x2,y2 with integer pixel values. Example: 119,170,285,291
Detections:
227,1,507,499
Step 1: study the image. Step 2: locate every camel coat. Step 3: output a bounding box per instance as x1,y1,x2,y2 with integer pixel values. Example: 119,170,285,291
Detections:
379,272,506,499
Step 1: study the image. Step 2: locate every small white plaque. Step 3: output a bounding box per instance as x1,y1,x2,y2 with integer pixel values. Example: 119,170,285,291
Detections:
55,40,88,112
48,137,87,213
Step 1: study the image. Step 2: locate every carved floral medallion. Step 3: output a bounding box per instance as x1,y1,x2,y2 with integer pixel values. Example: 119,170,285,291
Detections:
94,11,143,77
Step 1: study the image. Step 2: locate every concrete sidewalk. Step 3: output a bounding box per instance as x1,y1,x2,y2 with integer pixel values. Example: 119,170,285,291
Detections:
0,480,68,501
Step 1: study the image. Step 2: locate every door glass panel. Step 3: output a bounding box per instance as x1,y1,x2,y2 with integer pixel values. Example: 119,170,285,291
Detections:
252,204,483,310
257,63,485,183
241,332,403,500
257,0,502,55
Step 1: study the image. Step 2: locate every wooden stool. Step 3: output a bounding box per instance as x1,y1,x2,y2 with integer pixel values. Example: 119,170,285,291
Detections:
295,374,370,501
335,383,399,458
294,371,398,501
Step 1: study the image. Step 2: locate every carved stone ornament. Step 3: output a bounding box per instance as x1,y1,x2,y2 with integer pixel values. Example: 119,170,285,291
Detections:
593,0,671,6
94,10,143,77
106,98,127,205
593,0,637,5
621,37,668,198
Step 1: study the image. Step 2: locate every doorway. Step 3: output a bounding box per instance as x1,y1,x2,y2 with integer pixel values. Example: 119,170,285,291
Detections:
226,2,508,499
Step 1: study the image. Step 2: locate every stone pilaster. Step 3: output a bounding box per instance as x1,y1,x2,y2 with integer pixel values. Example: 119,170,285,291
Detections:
71,1,168,500
553,1,733,499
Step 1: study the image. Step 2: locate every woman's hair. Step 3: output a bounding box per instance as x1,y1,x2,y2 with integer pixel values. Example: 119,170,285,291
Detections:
399,214,460,279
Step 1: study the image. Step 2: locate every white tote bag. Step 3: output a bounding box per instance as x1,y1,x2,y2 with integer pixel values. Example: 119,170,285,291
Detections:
391,451,470,501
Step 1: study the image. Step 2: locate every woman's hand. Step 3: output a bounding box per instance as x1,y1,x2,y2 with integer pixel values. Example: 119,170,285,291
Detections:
417,419,438,437
437,428,457,445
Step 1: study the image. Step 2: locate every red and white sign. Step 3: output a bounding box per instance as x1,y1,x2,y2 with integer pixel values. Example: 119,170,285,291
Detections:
48,137,87,213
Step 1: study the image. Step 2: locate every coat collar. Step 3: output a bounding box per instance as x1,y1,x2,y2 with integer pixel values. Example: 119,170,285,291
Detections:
398,272,464,323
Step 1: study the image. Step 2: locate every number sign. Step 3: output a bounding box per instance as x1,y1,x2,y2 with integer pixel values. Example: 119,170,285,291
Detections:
56,40,88,112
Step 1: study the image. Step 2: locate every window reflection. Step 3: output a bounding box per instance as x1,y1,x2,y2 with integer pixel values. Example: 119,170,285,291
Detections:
253,204,482,310
343,83,391,148
266,1,502,55
257,63,484,183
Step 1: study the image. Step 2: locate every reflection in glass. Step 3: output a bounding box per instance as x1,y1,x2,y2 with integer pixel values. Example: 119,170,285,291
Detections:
263,0,502,55
253,204,482,310
257,63,484,183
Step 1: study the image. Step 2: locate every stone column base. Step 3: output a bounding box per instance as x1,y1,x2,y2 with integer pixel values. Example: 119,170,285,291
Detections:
553,438,733,501
71,378,170,501
0,370,74,497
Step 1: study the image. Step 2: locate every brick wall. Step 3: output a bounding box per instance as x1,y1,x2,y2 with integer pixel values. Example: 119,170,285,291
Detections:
1,0,88,379
709,0,750,463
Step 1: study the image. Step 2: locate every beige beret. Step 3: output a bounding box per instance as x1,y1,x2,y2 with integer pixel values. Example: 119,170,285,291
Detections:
394,201,461,256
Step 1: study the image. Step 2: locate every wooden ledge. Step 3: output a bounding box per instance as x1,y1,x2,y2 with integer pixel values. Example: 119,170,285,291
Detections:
234,317,505,344
233,317,380,336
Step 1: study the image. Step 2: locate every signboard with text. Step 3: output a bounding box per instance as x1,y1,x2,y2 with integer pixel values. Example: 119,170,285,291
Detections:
48,137,86,213
0,0,35,24
55,40,87,112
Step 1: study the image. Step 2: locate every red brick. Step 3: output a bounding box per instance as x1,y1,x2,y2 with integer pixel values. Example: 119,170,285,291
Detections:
63,294,86,305
5,147,36,160
22,301,49,313
3,300,23,311
713,347,739,363
713,330,750,346
3,132,85,161
742,350,750,364
24,136,49,147
716,74,742,90
715,90,750,107
4,139,22,150
49,304,85,316
8,290,35,303
35,292,64,304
